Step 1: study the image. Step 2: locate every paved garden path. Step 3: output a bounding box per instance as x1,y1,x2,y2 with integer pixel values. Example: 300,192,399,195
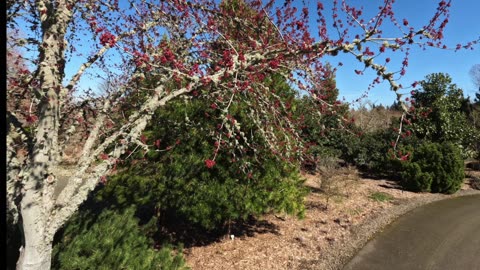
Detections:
343,194,480,270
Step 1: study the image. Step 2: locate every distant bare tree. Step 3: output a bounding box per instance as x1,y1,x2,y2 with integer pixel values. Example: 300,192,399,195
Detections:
470,64,480,102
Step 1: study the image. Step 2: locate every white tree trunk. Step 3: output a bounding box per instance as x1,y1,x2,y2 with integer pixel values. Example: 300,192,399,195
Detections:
14,1,74,269
16,229,53,270
16,186,53,270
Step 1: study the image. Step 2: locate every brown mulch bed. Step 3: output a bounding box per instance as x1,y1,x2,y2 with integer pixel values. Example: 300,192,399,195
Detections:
184,167,480,270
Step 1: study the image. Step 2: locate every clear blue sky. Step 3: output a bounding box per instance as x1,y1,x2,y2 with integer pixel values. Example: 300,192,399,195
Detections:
318,0,480,107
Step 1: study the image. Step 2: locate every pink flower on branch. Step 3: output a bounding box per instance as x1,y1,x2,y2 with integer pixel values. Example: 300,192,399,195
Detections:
205,159,216,168
99,31,116,47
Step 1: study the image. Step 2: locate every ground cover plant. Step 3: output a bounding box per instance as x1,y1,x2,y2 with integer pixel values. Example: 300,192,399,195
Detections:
369,191,394,202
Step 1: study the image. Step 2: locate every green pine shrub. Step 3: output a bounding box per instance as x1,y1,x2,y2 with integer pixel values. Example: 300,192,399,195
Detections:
98,90,307,231
94,54,308,235
52,207,187,270
400,142,464,194
99,143,307,231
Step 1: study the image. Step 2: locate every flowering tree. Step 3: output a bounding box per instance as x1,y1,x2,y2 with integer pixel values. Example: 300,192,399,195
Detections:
6,0,469,269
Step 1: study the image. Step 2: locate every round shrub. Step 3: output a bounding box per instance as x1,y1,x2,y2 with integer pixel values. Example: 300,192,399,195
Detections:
400,142,464,194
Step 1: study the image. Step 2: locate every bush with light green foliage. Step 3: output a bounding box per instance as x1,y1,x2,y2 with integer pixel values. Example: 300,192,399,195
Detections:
52,207,187,270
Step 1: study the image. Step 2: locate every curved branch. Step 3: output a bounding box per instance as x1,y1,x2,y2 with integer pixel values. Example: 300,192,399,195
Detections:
50,84,193,234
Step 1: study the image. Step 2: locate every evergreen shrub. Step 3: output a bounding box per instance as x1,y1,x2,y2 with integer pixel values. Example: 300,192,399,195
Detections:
98,95,307,231
400,142,464,194
408,73,479,158
52,207,187,270
339,129,399,174
100,145,307,230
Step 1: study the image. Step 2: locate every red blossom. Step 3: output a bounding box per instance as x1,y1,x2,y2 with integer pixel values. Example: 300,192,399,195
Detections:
26,115,38,123
133,51,150,68
238,52,245,62
205,159,216,168
162,48,175,63
269,59,280,69
363,47,374,56
99,31,116,47
19,69,30,75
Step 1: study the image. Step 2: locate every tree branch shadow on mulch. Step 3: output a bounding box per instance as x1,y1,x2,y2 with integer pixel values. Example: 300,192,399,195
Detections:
153,213,280,248
52,184,280,251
